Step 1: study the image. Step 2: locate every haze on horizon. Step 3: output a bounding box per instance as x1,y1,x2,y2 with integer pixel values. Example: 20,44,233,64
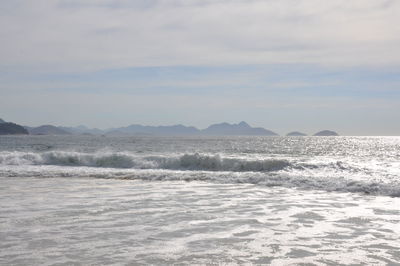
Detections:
1,0,400,136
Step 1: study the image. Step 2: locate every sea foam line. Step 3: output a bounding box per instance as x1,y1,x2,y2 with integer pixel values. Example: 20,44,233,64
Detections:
1,165,399,197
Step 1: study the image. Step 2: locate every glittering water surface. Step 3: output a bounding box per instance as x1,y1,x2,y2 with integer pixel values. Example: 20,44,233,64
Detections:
0,136,400,265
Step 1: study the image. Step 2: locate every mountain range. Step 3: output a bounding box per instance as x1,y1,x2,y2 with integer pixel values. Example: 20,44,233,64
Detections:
0,117,339,136
106,121,278,136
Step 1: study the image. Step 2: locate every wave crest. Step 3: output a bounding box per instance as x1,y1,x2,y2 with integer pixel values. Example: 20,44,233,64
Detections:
156,153,289,172
0,151,289,172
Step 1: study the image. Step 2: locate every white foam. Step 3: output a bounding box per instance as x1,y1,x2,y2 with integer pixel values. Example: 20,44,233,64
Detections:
0,151,289,172
1,150,399,197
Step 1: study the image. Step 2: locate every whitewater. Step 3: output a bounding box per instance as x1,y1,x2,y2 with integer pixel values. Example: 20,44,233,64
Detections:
1,135,400,264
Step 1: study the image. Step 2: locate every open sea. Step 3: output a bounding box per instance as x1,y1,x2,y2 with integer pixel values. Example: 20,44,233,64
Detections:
0,135,399,265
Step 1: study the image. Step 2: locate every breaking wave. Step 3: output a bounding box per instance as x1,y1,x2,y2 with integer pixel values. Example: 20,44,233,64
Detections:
0,151,289,172
1,151,399,197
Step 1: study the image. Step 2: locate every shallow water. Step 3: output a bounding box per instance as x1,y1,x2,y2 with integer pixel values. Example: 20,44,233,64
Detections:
1,136,400,264
1,177,399,265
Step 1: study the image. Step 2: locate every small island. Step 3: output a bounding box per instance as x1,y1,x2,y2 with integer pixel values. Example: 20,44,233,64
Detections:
313,130,339,136
286,131,307,136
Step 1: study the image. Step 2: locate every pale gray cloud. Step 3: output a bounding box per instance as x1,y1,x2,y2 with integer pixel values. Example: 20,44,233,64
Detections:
1,0,400,73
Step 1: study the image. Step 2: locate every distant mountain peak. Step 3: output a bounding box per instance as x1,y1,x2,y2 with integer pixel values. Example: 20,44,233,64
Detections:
0,118,5,124
238,121,250,127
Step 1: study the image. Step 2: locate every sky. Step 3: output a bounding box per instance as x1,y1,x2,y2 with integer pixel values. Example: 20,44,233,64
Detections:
1,0,400,135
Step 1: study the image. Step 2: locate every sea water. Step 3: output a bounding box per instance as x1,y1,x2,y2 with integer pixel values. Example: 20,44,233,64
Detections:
0,135,399,265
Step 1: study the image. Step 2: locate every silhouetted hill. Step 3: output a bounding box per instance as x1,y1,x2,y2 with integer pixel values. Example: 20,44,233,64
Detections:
313,130,339,136
0,118,5,123
0,123,29,135
202,121,277,136
286,131,307,136
29,125,72,135
59,125,104,135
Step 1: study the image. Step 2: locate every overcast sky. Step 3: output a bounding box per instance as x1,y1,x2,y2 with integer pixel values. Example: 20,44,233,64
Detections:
1,0,400,135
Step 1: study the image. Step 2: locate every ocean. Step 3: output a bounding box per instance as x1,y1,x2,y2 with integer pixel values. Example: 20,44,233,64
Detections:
1,135,399,265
